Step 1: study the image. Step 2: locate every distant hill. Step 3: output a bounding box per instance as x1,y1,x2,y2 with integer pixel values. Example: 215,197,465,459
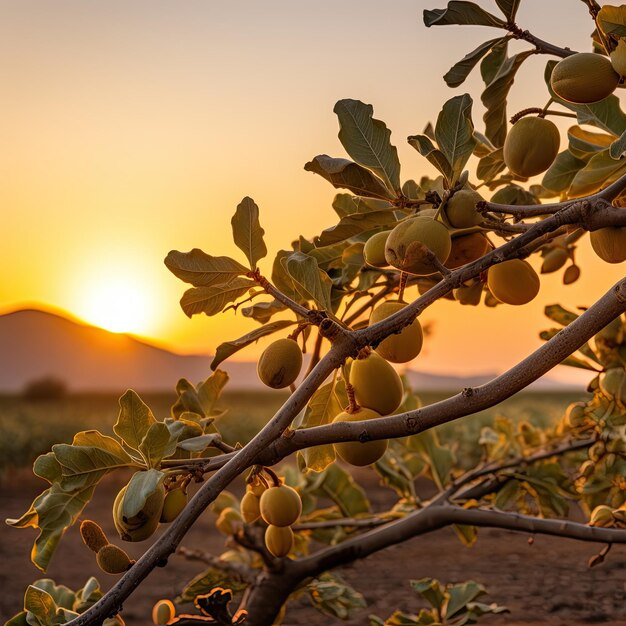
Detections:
0,308,582,394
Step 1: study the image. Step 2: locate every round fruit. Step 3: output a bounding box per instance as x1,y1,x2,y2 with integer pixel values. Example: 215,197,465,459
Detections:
160,488,187,523
257,338,303,389
96,544,133,574
350,351,404,415
611,39,626,76
590,227,626,263
589,505,614,528
240,491,261,524
487,259,540,306
445,232,490,269
503,117,560,177
445,189,483,228
385,216,452,275
369,301,423,363
264,524,294,558
551,52,619,103
215,507,243,535
259,484,302,527
152,599,176,626
80,520,109,553
332,408,388,466
364,231,391,268
113,485,163,542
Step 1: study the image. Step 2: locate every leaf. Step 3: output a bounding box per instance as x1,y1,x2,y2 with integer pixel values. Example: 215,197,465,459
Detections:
568,149,626,197
177,566,246,604
609,128,626,159
180,278,255,318
495,0,520,20
409,430,455,490
443,38,504,88
476,147,505,181
407,135,453,185
424,2,506,28
24,586,56,624
444,581,486,619
164,249,249,287
211,320,296,370
334,99,401,193
285,252,333,311
481,38,508,86
197,369,230,414
307,572,367,620
490,184,539,205
312,464,370,517
120,469,164,521
598,5,626,37
410,578,446,610
139,422,178,468
435,94,476,184
568,126,615,160
114,390,156,452
304,155,395,200
542,151,587,194
178,434,220,452
241,299,287,323
316,210,397,247
34,453,63,485
453,524,478,547
4,612,28,626
231,197,267,270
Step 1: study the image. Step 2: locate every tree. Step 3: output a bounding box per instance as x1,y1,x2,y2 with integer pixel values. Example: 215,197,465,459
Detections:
6,1,626,625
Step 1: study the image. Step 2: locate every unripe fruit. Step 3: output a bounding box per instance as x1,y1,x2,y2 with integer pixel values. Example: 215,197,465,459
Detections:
152,599,176,626
257,338,302,389
259,484,302,527
503,117,560,177
590,227,626,263
349,351,403,415
541,248,568,274
385,216,452,275
96,544,133,574
445,232,490,269
80,520,109,553
113,484,164,542
563,264,580,285
487,259,540,306
589,505,614,528
264,525,294,558
364,231,391,268
369,301,423,363
551,52,619,104
332,408,388,466
160,488,187,523
215,507,244,535
445,189,483,229
240,491,261,524
611,39,626,76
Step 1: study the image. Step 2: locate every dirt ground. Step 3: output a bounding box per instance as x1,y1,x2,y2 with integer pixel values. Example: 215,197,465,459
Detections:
1,470,625,626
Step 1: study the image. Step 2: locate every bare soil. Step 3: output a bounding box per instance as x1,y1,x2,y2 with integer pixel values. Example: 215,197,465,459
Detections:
1,470,624,626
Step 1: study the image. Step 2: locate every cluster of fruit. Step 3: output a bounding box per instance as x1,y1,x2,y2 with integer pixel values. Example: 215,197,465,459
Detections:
80,520,135,575
589,502,626,528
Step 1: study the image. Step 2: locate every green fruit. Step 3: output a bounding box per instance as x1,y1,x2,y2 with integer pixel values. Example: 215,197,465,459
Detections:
332,408,388,466
152,599,176,626
259,484,302,527
563,264,580,285
113,484,164,542
96,544,133,574
541,248,568,274
503,117,560,177
590,227,626,263
160,488,187,523
369,301,423,363
264,525,294,558
257,338,303,389
240,491,261,524
385,216,452,275
215,507,244,535
487,259,540,305
589,505,614,528
611,39,626,76
445,232,490,269
350,351,403,415
364,231,391,268
445,189,483,228
80,520,109,553
551,52,619,103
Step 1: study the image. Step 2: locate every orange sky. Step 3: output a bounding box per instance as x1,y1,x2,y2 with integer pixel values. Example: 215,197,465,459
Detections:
1,1,624,383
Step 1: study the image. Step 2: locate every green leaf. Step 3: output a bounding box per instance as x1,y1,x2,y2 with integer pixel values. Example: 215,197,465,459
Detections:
435,94,476,184
197,369,230,414
177,434,220,452
312,464,370,517
334,99,401,193
4,612,28,626
476,147,505,181
408,430,455,490
120,469,164,521
495,0,520,20
331,193,393,218
211,320,296,370
304,155,395,200
542,151,587,194
568,149,626,197
231,197,267,270
177,566,246,603
443,38,504,88
34,453,63,485
597,5,626,37
114,390,156,452
424,2,506,28
24,586,56,625
609,128,626,159
568,126,615,160
139,423,178,468
164,249,249,287
453,523,478,547
316,210,397,247
285,252,333,311
410,578,446,610
307,572,367,620
407,135,453,185
444,581,486,619
241,299,287,323
180,277,255,317
374,445,417,501
490,184,539,205
480,38,508,86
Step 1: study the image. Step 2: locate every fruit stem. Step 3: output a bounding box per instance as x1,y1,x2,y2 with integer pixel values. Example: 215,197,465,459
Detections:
261,466,282,488
398,272,408,302
345,382,360,414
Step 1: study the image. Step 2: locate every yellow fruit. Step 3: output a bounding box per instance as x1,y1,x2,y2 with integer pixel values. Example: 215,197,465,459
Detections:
445,232,490,269
246,478,267,497
590,227,626,263
503,117,560,177
385,216,452,275
332,408,388,466
160,488,187,523
487,259,540,305
152,599,176,626
240,491,261,524
96,543,133,575
541,248,568,274
611,39,626,76
551,52,619,103
369,301,423,363
589,505,614,528
264,525,294,558
257,338,303,389
80,520,109,553
364,231,391,268
259,484,302,527
215,507,244,535
445,189,483,229
350,351,403,415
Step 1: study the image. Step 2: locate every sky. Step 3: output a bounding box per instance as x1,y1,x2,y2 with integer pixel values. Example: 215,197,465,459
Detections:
1,0,624,382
